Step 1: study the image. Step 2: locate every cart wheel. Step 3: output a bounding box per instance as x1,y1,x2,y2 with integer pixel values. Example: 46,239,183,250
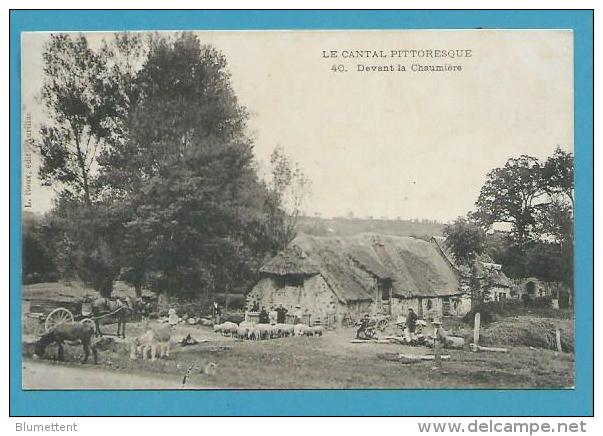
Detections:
80,318,95,329
377,319,389,331
45,308,74,332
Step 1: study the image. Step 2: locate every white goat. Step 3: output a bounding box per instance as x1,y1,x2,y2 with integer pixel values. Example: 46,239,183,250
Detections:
130,324,171,361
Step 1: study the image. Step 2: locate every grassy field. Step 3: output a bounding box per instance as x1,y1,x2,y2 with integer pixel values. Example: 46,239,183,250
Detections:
22,281,150,301
297,216,444,238
23,323,574,389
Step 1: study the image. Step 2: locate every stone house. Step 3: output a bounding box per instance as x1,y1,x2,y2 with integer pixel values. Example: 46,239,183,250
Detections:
247,233,467,326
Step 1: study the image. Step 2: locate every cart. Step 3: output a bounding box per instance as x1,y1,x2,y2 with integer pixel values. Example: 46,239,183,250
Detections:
343,313,389,331
24,297,94,334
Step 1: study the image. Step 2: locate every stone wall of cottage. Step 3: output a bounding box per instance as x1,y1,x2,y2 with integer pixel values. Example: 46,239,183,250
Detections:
247,275,339,322
248,274,384,326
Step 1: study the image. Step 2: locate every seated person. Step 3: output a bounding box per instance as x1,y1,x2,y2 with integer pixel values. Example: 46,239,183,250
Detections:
356,313,371,339
180,333,198,346
411,323,426,345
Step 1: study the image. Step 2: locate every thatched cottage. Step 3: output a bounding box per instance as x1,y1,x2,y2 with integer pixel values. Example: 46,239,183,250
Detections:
431,236,514,303
247,233,468,325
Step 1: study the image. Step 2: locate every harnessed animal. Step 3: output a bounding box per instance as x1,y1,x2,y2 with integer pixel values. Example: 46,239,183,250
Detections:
91,297,132,338
34,322,98,364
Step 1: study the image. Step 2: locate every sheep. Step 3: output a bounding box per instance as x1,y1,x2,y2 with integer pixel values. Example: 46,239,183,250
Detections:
213,323,223,335
221,321,239,337
236,325,249,339
284,324,295,337
247,325,260,341
257,324,273,340
294,323,308,337
273,323,291,338
310,326,324,337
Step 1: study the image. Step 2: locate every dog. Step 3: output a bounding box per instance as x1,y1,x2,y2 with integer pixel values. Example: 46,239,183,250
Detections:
203,362,217,376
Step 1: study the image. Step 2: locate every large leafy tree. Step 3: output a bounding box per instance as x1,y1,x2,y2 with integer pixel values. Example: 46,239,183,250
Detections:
101,33,286,298
473,155,547,245
474,150,574,304
36,34,130,295
443,217,486,265
541,147,575,209
35,31,297,299
127,141,282,297
99,33,247,196
37,34,122,204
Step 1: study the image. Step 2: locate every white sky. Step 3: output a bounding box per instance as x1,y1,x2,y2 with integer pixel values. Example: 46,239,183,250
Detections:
21,30,573,222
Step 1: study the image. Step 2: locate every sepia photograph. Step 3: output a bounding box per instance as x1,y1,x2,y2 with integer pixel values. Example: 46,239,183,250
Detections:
20,29,575,390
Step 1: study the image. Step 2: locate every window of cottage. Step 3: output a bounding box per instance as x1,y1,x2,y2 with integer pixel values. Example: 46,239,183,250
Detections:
285,275,304,287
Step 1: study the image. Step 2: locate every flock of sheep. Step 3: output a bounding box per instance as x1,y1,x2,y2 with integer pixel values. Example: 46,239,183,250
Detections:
214,321,324,340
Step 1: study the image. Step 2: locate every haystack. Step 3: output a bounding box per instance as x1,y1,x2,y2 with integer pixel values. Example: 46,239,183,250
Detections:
478,317,574,352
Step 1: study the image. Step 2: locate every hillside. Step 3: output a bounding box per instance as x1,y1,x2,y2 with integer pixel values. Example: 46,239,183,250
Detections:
296,216,445,239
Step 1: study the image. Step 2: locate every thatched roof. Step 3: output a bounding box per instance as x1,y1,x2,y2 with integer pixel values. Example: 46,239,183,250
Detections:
259,244,321,276
260,233,461,303
431,236,513,288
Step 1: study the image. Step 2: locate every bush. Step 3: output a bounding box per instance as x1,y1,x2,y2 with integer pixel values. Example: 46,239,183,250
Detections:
529,296,553,309
462,300,524,325
221,312,245,324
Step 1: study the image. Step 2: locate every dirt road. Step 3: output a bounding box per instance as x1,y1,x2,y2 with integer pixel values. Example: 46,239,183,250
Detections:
22,360,201,390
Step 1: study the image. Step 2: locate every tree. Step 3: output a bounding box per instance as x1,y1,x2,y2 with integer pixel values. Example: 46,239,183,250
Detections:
473,150,574,305
35,31,301,300
107,33,287,298
541,147,574,209
443,217,486,265
125,140,283,297
473,155,547,245
37,34,121,204
267,145,312,248
95,32,148,200
47,194,126,297
36,33,134,295
22,212,60,284
99,32,248,196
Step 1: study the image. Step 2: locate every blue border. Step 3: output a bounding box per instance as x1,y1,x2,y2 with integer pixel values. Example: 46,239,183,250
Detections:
9,10,593,416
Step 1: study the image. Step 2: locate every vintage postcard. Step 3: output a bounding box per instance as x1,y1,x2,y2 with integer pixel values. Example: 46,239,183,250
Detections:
20,29,575,391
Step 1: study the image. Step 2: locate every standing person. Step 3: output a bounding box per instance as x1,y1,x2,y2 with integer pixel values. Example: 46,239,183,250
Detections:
431,319,447,369
269,306,278,325
293,305,303,324
168,307,179,326
259,306,270,324
252,300,260,312
212,301,221,325
276,303,288,324
405,307,418,334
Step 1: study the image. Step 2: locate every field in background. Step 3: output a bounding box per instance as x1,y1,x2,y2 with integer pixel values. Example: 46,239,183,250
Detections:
22,281,151,302
297,216,445,239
